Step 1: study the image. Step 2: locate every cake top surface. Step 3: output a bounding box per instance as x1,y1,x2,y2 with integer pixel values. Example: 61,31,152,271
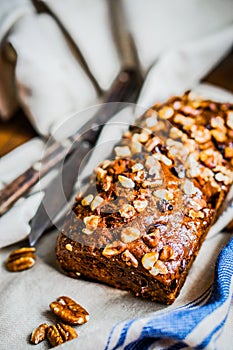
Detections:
62,92,233,284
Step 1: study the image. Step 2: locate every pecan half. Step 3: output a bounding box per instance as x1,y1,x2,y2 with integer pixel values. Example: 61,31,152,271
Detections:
102,240,126,257
31,323,48,345
50,296,89,325
6,247,36,272
121,250,138,267
47,323,78,347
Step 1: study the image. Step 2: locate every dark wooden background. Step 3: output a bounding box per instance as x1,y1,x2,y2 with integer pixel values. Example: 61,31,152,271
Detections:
0,50,232,157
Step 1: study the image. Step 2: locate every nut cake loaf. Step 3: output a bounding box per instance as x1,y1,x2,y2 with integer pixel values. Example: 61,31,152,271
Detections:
56,92,233,304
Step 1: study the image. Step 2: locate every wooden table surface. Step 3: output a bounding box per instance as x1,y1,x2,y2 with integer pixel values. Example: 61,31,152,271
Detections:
0,50,233,157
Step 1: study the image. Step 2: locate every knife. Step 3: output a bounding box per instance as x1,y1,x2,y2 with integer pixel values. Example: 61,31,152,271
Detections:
28,140,91,246
28,71,142,246
27,0,142,246
0,1,143,217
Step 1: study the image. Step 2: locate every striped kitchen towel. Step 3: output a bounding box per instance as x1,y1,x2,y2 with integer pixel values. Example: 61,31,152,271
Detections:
106,237,233,350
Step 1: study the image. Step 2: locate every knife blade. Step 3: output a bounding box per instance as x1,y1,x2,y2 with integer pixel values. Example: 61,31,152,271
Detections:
28,67,142,246
28,140,91,247
0,0,143,217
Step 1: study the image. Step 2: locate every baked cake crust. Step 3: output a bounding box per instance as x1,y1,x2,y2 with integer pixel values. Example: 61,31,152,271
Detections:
56,92,233,304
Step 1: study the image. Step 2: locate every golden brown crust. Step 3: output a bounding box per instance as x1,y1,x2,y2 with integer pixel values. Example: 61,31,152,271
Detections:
56,92,233,304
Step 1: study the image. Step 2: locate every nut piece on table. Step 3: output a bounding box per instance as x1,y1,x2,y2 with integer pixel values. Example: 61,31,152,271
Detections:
30,323,48,345
5,247,36,272
47,323,78,347
50,296,89,325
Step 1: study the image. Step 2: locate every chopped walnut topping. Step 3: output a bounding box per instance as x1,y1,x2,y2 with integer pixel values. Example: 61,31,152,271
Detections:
154,120,165,131
149,166,161,178
199,149,222,168
149,260,168,276
174,114,195,126
188,90,202,102
211,116,225,130
145,136,160,152
95,167,107,180
132,163,144,172
153,154,172,166
189,198,206,211
119,204,136,219
145,155,157,169
146,114,158,127
121,227,141,243
101,160,112,169
115,146,131,158
158,106,174,119
141,252,159,270
102,176,112,191
154,189,174,201
226,111,233,129
143,179,163,188
200,167,214,181
166,139,183,148
90,196,104,211
83,215,99,230
190,125,211,143
133,199,148,212
211,129,226,142
102,241,126,257
143,229,160,248
160,246,175,261
213,166,233,184
65,244,73,252
180,105,200,116
75,192,83,201
169,127,183,139
138,131,150,143
186,153,201,178
134,170,146,182
81,194,94,206
188,209,204,219
118,175,135,188
132,133,140,143
173,100,182,110
225,147,233,158
215,172,232,185
131,141,142,153
167,139,188,159
183,179,198,195
161,154,173,166
123,131,132,139
184,139,196,153
121,250,138,267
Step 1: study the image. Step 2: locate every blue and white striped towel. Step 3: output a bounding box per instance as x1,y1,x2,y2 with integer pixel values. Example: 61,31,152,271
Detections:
106,237,233,350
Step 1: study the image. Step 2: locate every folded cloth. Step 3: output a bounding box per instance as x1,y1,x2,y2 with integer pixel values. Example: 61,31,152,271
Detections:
136,25,233,111
8,13,97,136
0,0,33,119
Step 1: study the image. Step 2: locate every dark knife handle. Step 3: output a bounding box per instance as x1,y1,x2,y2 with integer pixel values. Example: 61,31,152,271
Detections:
0,143,72,216
0,167,39,215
